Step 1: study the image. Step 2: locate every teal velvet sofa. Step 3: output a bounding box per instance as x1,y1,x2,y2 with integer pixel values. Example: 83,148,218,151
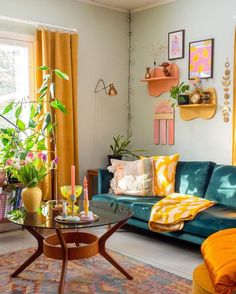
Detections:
93,161,236,245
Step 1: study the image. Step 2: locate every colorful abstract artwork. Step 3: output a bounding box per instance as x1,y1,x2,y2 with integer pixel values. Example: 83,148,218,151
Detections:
189,39,214,79
168,30,185,60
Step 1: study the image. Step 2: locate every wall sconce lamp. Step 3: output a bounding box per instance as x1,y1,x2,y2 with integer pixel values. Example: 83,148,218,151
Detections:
94,79,118,96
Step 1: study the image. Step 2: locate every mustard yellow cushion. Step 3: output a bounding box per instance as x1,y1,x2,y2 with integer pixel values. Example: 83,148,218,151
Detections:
152,154,179,197
201,228,236,294
193,263,215,294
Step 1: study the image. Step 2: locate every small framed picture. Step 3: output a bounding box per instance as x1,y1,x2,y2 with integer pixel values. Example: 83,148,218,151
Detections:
189,38,214,80
168,29,185,60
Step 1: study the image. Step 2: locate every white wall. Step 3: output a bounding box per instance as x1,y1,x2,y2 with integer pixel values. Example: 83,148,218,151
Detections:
131,0,236,164
0,0,129,180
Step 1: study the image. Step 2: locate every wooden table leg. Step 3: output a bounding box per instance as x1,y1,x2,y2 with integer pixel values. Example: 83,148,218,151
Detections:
99,219,133,280
56,229,68,294
11,227,45,277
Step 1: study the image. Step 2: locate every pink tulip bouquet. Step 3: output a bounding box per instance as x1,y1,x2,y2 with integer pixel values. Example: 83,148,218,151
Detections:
6,152,58,188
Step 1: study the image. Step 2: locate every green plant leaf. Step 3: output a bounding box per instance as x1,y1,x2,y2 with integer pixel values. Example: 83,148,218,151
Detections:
34,103,43,117
54,69,69,80
16,119,25,131
2,101,14,115
50,99,66,113
38,85,48,94
37,139,46,151
38,91,47,101
30,104,36,118
42,112,51,131
25,139,34,150
15,105,22,119
39,65,49,71
28,118,37,128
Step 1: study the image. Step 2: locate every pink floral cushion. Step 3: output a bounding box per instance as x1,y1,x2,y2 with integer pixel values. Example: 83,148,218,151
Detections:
108,158,153,196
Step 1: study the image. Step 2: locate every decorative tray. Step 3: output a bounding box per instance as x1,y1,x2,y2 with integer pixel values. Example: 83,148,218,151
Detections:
54,214,99,224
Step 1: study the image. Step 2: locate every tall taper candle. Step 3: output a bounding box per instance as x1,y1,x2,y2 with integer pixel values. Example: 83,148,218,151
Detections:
83,176,89,215
71,165,75,195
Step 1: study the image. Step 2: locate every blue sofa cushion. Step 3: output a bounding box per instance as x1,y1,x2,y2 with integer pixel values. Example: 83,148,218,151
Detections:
175,161,215,197
93,194,159,211
204,165,236,207
183,204,236,237
114,198,236,238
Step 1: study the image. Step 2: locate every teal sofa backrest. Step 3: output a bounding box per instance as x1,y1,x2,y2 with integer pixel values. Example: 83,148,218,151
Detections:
175,161,216,198
205,165,236,207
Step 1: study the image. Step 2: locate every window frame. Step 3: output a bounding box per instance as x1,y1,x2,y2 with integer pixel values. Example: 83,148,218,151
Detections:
0,30,35,101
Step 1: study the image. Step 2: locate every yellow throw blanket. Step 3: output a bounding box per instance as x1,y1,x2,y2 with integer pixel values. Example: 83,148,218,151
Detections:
148,193,215,232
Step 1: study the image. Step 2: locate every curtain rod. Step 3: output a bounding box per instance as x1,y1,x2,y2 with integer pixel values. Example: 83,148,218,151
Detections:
0,15,77,33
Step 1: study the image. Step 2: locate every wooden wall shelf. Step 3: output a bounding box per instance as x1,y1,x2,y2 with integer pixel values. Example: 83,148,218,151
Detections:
177,88,217,120
141,63,179,97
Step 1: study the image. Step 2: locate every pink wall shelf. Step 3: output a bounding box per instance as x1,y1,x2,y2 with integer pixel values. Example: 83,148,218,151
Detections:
141,63,179,97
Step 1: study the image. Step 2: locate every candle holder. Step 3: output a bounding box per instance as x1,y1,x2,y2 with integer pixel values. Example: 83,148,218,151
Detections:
80,176,94,221
60,185,82,215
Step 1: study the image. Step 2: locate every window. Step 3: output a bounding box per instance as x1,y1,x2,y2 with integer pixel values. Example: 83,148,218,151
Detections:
0,31,34,128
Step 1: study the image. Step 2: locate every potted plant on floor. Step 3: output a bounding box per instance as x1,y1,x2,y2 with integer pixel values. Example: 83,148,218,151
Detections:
170,82,190,106
108,135,145,165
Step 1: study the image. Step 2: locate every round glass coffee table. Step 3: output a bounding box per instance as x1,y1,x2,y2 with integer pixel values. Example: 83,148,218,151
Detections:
7,201,133,294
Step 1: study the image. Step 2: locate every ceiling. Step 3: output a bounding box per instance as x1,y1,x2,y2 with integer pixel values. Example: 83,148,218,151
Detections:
77,0,176,12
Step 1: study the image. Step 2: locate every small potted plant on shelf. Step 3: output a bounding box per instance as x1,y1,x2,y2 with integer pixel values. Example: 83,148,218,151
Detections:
108,135,145,165
170,82,190,106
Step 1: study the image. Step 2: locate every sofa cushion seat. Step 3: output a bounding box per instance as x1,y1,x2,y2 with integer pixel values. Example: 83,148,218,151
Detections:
93,193,119,203
93,194,236,238
93,194,159,210
126,200,236,238
183,204,236,237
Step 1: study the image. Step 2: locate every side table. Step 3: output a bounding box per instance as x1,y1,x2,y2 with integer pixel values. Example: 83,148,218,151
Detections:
87,169,98,199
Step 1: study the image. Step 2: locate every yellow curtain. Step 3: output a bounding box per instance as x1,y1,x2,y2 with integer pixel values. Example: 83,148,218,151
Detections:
233,29,236,165
35,29,79,200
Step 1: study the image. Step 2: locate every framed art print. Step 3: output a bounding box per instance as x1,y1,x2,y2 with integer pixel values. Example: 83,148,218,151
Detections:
189,38,214,80
168,29,185,60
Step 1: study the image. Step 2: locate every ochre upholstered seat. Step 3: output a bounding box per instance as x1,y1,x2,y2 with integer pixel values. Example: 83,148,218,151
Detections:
192,263,215,294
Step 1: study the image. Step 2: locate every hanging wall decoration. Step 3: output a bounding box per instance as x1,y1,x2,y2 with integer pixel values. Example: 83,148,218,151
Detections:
154,100,175,145
222,58,231,122
168,29,185,60
189,39,214,79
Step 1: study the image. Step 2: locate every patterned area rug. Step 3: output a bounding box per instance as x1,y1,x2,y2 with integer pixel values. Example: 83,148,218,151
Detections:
0,248,192,293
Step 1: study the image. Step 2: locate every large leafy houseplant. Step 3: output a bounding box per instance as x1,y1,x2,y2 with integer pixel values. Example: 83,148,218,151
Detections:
0,66,69,212
0,66,68,181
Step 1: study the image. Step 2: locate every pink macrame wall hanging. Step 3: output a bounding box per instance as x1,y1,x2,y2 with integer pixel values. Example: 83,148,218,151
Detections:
154,100,175,145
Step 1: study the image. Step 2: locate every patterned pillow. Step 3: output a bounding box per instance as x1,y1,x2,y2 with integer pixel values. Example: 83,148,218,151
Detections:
108,158,153,196
107,159,128,193
152,154,179,197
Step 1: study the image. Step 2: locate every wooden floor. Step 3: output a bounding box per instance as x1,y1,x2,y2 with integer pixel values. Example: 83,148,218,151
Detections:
0,224,202,280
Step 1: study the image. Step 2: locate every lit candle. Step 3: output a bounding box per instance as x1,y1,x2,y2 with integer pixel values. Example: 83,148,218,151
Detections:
71,165,75,195
83,176,89,215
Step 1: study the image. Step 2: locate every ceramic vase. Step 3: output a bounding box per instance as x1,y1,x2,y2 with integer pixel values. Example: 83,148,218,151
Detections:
21,186,42,212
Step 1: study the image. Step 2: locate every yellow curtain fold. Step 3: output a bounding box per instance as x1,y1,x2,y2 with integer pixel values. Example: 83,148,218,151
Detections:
35,29,79,200
233,29,236,165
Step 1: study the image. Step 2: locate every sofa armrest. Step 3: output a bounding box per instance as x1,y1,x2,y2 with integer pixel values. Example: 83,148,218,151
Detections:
98,169,113,194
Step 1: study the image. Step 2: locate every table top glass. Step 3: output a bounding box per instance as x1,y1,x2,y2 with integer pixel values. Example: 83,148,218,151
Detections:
7,201,132,229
